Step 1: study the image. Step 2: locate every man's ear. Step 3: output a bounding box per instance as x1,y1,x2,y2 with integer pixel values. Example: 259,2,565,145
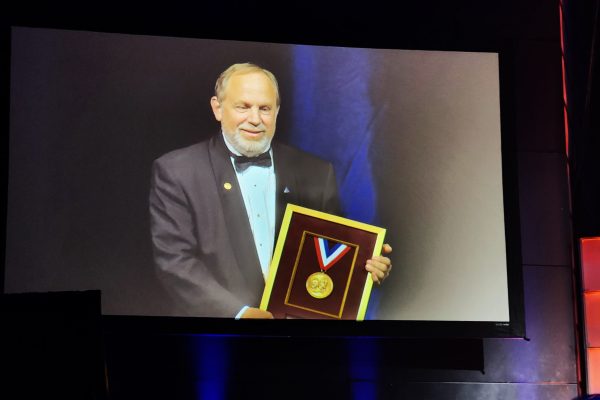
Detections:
210,96,222,121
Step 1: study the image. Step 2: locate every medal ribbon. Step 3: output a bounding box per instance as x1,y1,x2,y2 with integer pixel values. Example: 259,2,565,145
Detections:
313,236,350,271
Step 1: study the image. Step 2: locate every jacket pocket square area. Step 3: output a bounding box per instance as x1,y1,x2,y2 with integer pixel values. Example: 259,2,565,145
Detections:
283,187,290,194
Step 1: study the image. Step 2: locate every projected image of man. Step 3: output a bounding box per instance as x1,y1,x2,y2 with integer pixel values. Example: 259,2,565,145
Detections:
149,63,392,318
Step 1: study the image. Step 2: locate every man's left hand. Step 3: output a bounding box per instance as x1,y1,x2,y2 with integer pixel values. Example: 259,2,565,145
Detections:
365,243,392,284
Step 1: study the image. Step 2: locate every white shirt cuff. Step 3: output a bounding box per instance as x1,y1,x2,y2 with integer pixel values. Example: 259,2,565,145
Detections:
235,305,250,319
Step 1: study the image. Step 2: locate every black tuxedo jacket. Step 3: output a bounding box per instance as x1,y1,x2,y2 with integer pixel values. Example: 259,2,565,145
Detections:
149,134,340,317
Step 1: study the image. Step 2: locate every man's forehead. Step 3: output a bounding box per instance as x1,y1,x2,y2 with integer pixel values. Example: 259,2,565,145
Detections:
225,71,278,102
228,71,274,88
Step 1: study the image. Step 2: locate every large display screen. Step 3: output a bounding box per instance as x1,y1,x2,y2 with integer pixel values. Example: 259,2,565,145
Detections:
4,26,523,336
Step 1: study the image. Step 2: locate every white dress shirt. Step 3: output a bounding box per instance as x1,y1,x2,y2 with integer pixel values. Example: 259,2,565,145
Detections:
222,134,276,318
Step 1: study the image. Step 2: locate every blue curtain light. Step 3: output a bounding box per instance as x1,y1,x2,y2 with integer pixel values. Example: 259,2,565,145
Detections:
289,45,377,224
290,46,382,318
192,335,229,400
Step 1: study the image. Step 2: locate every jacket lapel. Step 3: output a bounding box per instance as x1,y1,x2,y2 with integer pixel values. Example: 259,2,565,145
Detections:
208,134,264,290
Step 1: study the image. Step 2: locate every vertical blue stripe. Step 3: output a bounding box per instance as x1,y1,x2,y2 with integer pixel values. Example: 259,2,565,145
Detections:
290,45,382,319
347,338,378,400
290,45,377,224
191,335,228,400
351,381,378,400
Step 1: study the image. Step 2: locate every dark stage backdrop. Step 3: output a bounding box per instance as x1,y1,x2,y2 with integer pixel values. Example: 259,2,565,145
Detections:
6,27,509,322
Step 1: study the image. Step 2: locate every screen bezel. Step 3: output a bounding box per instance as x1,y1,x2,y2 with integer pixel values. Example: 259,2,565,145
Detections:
2,21,526,339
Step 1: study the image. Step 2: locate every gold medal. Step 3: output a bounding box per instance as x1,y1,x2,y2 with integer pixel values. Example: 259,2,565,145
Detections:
306,271,334,299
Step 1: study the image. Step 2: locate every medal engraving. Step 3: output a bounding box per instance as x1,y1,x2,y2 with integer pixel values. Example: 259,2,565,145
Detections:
306,271,334,299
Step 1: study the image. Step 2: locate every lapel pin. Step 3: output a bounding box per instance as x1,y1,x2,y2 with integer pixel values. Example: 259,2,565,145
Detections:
284,186,290,193
224,182,232,190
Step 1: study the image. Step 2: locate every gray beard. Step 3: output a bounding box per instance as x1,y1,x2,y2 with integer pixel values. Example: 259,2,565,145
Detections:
224,129,273,157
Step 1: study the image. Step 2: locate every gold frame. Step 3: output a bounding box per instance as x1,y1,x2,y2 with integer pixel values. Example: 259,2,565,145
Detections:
260,204,386,321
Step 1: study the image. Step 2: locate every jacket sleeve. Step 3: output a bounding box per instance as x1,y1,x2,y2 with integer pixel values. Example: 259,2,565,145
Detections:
149,159,246,318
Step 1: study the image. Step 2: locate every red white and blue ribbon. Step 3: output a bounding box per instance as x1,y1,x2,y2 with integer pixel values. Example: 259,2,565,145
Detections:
313,236,351,271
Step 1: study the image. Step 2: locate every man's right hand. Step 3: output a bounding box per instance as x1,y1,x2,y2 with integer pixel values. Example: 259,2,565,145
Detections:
241,307,274,319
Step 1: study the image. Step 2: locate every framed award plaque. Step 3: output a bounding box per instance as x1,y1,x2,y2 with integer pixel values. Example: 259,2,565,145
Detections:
260,204,386,320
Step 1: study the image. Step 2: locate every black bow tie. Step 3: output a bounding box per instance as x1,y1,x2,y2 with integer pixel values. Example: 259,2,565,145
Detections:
231,151,272,172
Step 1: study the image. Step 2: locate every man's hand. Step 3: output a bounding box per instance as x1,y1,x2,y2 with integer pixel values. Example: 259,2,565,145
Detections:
365,243,392,284
241,307,274,319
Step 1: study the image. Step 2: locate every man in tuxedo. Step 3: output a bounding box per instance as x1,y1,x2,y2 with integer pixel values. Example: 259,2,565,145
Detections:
149,63,391,318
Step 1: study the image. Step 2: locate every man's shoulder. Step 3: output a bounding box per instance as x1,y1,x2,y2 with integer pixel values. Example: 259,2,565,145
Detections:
274,141,332,167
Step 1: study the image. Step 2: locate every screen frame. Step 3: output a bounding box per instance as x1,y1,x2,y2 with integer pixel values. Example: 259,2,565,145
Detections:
2,22,526,339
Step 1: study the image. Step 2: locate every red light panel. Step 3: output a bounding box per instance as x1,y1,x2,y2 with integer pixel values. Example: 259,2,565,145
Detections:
585,292,600,347
582,238,600,291
588,348,600,394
